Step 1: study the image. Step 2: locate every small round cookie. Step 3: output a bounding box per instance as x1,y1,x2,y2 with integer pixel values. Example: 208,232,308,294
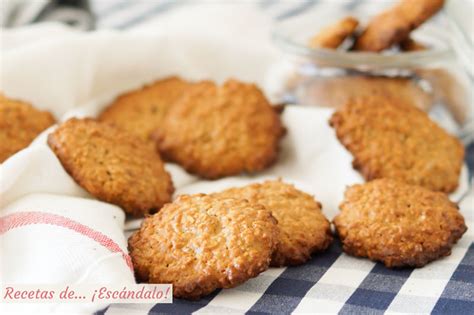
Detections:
329,97,464,193
154,79,285,179
47,118,174,216
214,180,333,267
334,179,467,268
128,194,278,299
98,77,192,145
0,93,55,162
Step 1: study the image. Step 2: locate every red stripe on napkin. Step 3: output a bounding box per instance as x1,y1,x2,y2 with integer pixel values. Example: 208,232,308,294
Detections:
0,211,134,272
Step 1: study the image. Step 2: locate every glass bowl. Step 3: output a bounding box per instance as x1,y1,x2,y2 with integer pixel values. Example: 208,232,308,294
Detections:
270,5,473,139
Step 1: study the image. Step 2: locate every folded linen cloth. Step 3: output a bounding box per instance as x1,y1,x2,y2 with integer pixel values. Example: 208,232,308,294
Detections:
0,193,133,314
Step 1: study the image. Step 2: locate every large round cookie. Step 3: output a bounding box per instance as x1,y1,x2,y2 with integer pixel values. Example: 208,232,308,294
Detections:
47,118,174,216
334,179,467,268
128,194,278,299
214,180,333,266
0,93,55,162
329,97,464,193
154,79,285,179
99,77,192,145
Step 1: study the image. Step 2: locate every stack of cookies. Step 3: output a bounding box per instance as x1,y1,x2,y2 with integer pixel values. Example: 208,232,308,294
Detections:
309,0,444,52
303,0,467,120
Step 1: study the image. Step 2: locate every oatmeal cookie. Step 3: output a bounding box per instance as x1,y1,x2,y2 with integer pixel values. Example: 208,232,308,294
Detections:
214,180,333,267
329,97,464,192
154,79,285,179
47,118,173,216
128,194,278,299
0,93,55,162
309,16,359,49
334,179,467,268
354,0,444,52
99,77,192,145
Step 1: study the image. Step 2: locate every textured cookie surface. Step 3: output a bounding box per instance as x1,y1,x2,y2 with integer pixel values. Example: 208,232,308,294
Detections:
354,0,444,51
329,98,464,192
309,16,359,49
0,93,55,162
154,79,285,179
47,118,173,216
334,179,467,268
214,180,333,266
99,77,191,145
128,194,278,299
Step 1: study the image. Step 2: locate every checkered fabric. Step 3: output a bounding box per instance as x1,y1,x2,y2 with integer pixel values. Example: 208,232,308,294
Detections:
87,1,473,314
98,233,473,314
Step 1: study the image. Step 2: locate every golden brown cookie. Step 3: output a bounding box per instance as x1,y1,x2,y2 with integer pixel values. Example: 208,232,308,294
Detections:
309,16,359,49
47,118,173,216
214,180,333,267
0,93,55,163
128,194,278,299
154,79,285,179
98,77,192,145
334,179,467,268
329,97,464,193
354,0,444,52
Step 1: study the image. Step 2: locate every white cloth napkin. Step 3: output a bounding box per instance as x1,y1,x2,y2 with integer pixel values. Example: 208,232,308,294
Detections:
0,194,133,315
0,23,470,315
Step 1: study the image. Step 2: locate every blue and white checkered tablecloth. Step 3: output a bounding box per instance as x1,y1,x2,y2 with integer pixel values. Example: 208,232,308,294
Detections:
81,1,474,314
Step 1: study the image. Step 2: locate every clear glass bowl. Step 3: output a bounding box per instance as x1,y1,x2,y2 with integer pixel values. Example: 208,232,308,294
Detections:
271,6,473,140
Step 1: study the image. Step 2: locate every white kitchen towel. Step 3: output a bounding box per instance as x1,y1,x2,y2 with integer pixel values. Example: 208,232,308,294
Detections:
0,194,133,315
